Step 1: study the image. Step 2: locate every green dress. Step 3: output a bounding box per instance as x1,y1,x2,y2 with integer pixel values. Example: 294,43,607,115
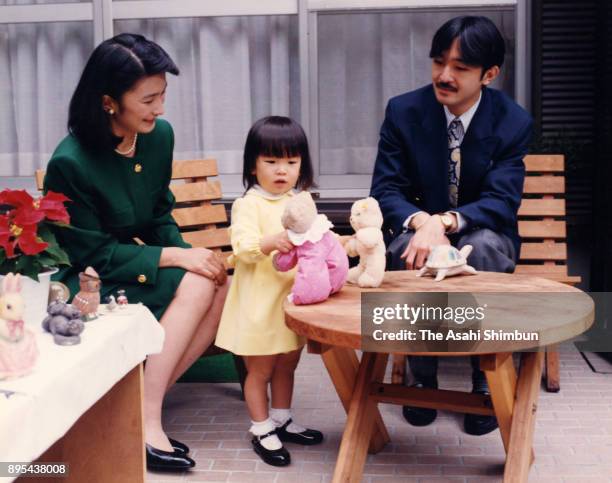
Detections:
43,119,190,320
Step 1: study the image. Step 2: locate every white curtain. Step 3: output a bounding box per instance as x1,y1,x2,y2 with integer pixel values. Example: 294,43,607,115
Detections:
317,10,515,176
1,6,515,195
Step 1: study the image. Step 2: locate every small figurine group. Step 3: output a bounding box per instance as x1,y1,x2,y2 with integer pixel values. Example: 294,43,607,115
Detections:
42,300,85,345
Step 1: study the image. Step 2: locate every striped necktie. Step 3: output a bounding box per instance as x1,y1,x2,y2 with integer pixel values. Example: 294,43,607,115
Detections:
448,118,465,208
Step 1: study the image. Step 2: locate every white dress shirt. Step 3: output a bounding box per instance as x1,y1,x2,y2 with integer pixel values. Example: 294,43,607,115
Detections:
403,91,482,234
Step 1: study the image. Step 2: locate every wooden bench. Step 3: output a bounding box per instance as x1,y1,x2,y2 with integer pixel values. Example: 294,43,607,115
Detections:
390,154,580,392
36,159,246,389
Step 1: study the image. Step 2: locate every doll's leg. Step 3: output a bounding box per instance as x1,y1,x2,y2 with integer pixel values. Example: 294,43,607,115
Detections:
327,242,350,293
143,272,219,451
292,262,331,305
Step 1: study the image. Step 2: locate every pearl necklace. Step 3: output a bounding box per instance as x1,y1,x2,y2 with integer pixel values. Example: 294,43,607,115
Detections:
114,133,138,156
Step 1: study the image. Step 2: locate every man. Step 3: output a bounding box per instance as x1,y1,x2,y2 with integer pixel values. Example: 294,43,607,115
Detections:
370,16,533,435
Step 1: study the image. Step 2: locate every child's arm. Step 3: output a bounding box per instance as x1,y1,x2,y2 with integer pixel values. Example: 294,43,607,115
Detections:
230,197,267,264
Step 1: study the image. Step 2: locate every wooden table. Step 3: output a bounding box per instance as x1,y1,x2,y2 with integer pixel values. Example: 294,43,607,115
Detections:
0,304,164,483
285,272,594,483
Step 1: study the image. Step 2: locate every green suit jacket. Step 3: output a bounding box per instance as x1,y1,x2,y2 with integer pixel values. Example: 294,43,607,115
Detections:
44,119,190,318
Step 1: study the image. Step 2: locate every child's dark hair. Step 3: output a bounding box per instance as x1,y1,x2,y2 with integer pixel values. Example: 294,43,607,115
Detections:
429,16,505,74
243,116,315,191
68,33,179,153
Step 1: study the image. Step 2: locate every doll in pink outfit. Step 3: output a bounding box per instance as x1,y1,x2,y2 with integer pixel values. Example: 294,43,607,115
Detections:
273,191,349,305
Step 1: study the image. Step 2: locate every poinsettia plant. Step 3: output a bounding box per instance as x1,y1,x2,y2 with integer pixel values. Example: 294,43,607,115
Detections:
0,189,72,281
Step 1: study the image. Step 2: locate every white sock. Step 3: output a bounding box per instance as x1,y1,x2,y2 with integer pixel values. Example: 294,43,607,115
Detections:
250,418,282,450
270,408,306,433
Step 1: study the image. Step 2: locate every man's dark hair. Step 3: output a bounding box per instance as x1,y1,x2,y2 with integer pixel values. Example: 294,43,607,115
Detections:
429,16,505,73
68,33,179,153
243,116,314,191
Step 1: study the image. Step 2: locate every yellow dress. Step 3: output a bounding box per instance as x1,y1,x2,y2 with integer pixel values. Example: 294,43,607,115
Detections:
215,187,305,355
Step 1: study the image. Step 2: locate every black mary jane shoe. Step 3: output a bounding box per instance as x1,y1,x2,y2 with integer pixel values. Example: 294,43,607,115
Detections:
169,437,190,454
251,429,291,467
145,444,195,472
276,418,324,446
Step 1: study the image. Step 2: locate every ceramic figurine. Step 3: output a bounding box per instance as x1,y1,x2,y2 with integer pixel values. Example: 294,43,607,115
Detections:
0,273,39,380
72,266,101,321
48,281,71,304
417,244,477,282
116,290,128,308
105,295,118,311
42,300,85,345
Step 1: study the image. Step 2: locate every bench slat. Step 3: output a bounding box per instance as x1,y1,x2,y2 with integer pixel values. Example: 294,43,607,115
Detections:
519,242,567,261
172,204,227,227
518,220,566,239
523,176,565,194
171,180,222,203
518,199,565,217
524,155,564,173
171,159,218,179
182,228,231,249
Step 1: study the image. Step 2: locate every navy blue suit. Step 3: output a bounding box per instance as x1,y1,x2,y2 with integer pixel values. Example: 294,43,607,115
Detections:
370,84,533,255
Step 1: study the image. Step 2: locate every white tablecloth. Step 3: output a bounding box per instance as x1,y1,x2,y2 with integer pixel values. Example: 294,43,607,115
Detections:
0,304,164,468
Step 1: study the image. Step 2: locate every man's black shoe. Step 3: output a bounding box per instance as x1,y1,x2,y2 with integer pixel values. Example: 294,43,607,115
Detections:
464,386,498,436
402,381,438,426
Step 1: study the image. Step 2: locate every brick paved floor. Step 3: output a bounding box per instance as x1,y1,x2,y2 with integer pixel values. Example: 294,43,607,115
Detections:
148,349,612,483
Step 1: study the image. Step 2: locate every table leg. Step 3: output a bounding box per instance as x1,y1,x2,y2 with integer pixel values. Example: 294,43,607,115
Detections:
503,352,544,483
481,353,517,453
332,352,389,483
23,364,145,483
321,347,390,453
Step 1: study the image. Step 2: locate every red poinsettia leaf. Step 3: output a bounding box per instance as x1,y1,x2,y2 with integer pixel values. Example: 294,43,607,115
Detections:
0,189,34,209
0,231,15,258
13,207,45,226
16,229,48,256
0,214,10,235
38,191,71,224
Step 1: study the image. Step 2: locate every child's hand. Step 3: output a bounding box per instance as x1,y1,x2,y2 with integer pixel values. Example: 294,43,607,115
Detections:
261,231,294,255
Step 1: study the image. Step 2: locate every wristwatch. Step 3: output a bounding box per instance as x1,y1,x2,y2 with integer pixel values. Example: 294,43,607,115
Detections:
438,213,454,233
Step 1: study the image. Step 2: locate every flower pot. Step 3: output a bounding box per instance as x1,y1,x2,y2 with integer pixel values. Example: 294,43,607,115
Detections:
0,269,58,328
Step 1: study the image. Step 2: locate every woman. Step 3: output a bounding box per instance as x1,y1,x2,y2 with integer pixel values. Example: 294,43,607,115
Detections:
44,33,229,472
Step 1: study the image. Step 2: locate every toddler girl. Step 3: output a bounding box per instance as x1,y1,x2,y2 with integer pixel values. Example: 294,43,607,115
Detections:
215,116,323,466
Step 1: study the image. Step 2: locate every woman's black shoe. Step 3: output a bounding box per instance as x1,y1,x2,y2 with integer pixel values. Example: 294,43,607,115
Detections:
276,419,324,445
145,444,195,472
251,429,291,467
168,437,190,454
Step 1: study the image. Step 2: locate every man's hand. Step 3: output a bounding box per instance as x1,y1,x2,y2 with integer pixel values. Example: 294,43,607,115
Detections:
401,214,450,269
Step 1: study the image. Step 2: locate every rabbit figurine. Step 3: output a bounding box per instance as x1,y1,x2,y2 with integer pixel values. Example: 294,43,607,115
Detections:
0,273,39,380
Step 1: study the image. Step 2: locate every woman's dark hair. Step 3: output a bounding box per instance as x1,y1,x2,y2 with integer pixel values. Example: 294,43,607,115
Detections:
242,116,315,191
429,16,505,74
68,33,179,153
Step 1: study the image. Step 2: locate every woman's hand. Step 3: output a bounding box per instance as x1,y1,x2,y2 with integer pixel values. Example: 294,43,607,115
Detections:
161,247,227,285
260,231,294,255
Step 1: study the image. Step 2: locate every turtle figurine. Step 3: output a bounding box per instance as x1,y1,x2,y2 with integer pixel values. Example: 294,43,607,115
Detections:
417,244,477,282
